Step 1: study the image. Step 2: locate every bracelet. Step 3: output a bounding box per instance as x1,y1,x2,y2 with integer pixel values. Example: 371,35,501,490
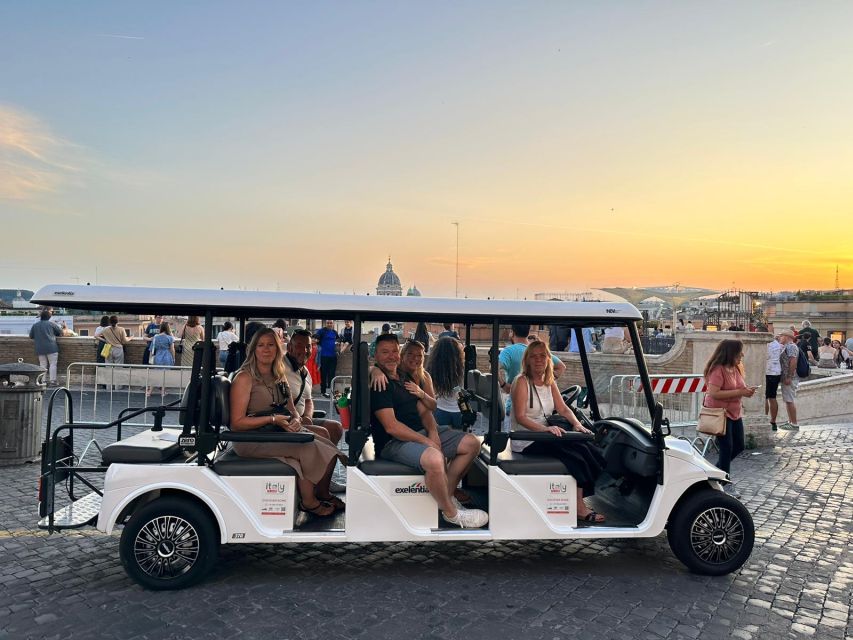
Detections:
270,414,276,425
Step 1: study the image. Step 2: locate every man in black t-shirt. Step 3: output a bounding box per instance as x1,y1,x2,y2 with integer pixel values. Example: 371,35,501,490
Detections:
370,334,488,528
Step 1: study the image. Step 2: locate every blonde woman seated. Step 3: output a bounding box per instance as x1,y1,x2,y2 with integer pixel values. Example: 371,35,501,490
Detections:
371,338,437,421
230,328,346,517
510,340,607,523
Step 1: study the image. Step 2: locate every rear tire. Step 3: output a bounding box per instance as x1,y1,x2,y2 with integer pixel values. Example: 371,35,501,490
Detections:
120,496,219,590
668,489,754,576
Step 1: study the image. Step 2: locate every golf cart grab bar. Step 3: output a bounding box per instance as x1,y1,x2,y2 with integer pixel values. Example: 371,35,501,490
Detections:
508,431,594,442
219,431,315,443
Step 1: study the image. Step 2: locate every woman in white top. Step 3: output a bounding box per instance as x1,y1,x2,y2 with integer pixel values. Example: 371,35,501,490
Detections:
427,336,465,429
817,337,838,369
216,321,239,367
602,326,629,354
510,340,607,523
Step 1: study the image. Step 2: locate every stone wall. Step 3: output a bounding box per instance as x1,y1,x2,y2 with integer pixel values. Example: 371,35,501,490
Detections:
0,336,150,382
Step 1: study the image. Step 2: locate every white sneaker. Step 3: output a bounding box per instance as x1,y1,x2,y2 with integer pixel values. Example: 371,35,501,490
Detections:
451,496,463,511
443,506,489,528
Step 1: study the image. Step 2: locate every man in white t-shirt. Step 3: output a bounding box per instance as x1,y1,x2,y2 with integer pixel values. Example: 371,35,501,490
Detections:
284,329,343,447
765,335,784,430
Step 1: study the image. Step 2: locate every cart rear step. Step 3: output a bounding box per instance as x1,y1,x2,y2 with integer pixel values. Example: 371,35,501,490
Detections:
38,492,101,530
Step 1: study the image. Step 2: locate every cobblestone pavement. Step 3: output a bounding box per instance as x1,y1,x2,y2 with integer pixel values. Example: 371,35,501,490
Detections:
0,393,850,640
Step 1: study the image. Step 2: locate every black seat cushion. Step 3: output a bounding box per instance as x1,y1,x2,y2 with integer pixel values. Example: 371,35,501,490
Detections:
102,429,181,464
358,438,421,476
480,443,568,475
212,447,297,476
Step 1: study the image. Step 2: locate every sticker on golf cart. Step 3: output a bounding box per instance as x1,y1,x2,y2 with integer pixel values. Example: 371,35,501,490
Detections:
261,500,287,516
546,482,571,515
261,481,288,516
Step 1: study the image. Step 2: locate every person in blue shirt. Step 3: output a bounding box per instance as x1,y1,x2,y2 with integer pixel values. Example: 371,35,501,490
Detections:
315,320,340,397
569,327,595,353
499,325,566,418
142,315,162,365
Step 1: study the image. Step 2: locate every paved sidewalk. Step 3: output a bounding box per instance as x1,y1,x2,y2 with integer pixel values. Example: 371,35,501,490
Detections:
0,423,851,640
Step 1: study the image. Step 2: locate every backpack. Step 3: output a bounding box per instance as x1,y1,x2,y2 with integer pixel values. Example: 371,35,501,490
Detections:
796,348,810,378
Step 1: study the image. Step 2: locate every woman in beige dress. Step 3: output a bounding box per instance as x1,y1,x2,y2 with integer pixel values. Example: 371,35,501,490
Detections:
179,316,205,367
229,328,345,517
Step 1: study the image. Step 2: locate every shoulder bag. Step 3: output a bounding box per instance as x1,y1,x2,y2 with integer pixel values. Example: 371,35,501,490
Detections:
697,396,727,436
528,379,574,431
176,326,187,355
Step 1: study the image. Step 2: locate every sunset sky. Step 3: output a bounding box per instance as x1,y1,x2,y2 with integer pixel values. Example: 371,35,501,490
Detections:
2,2,852,299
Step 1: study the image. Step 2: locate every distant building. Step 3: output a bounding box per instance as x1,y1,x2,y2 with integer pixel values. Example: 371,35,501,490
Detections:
0,289,35,307
406,285,422,297
376,258,403,296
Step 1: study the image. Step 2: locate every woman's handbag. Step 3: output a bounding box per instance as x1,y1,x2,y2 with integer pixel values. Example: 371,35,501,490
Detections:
175,327,186,355
546,414,574,431
697,401,727,436
100,342,112,359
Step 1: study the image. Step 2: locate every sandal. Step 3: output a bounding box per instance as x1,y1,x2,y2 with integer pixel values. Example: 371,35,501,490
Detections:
580,510,605,523
315,494,346,512
299,500,335,517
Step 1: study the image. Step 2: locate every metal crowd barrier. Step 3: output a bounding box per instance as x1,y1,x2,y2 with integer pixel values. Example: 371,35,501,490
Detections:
64,361,193,425
607,374,716,456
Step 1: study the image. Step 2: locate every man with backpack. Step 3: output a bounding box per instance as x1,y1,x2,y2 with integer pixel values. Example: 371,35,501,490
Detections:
777,329,804,430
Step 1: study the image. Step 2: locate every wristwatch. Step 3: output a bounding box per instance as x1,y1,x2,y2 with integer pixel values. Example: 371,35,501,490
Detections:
270,414,277,425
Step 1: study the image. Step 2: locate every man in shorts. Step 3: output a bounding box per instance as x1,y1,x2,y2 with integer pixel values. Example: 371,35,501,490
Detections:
765,334,784,430
370,333,488,528
777,329,800,430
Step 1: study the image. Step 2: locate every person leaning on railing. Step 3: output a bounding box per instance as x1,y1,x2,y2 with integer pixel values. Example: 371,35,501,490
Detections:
101,315,131,365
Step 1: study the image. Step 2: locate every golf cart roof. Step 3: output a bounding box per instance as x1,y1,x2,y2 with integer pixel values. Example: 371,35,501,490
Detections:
32,284,642,323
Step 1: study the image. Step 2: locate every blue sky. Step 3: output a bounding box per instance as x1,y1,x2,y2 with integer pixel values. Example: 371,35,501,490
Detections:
2,2,852,297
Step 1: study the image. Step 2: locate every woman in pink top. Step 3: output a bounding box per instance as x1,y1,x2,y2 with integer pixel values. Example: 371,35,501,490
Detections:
703,340,756,482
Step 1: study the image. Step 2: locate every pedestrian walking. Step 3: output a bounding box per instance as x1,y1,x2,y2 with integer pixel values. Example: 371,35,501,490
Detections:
777,329,801,430
702,339,756,494
765,334,784,430
28,309,62,386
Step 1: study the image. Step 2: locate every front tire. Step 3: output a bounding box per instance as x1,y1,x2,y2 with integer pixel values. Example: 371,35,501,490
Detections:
668,489,754,576
120,497,219,590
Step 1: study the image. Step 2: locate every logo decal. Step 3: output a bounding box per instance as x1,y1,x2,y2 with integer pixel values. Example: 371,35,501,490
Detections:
394,481,430,495
549,482,567,494
179,436,196,447
265,481,287,494
53,291,75,296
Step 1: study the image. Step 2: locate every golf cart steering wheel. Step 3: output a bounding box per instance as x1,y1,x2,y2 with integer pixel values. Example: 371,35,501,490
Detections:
560,385,581,406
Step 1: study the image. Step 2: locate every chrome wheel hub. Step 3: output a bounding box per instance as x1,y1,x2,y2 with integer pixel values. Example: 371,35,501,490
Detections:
134,515,200,579
690,507,744,564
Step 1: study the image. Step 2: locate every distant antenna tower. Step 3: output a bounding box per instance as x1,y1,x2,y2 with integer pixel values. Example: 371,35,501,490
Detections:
836,264,840,289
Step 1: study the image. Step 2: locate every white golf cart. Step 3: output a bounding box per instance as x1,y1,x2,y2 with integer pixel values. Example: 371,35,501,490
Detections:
35,284,753,590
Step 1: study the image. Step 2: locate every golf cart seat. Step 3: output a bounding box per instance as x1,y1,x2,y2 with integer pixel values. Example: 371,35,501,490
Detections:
101,378,200,465
101,429,182,465
358,437,421,476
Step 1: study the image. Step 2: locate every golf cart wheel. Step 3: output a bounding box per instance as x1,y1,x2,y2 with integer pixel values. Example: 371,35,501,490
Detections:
668,489,754,576
120,496,219,590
